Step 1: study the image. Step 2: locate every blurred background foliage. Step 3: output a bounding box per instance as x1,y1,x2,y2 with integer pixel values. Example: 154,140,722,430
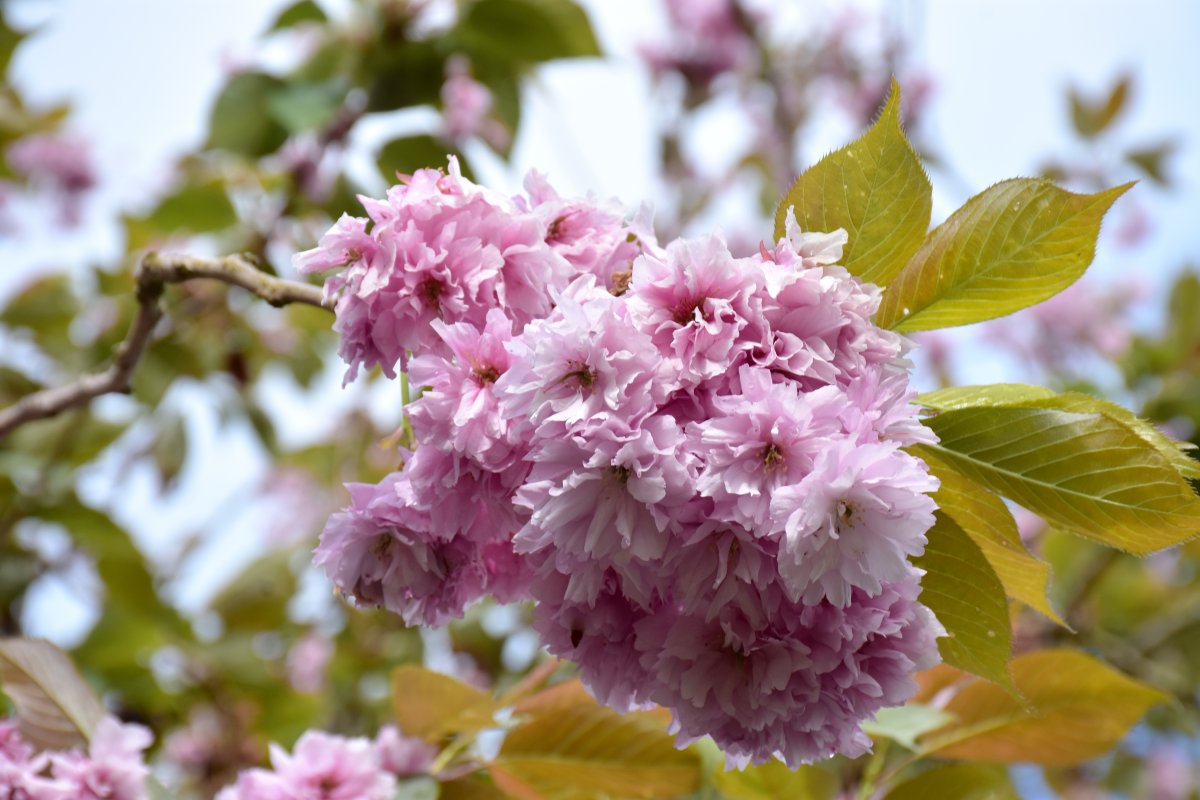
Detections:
0,1,1198,798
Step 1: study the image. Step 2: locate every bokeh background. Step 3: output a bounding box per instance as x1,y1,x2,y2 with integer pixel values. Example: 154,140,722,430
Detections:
2,1,1199,797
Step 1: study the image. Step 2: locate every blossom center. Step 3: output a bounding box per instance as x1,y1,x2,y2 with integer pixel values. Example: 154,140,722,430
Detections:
547,212,576,243
609,465,632,484
419,277,444,312
761,442,785,472
557,359,596,389
835,500,858,530
473,363,501,384
671,296,709,325
371,534,394,559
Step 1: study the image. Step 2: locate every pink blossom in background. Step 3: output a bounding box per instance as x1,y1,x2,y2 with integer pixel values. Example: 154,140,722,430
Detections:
261,467,332,547
303,166,944,766
0,722,60,798
1010,505,1047,544
5,132,97,226
287,631,335,694
0,716,154,800
440,57,509,150
1114,198,1153,249
216,731,396,800
373,726,435,778
640,0,757,85
46,717,154,800
982,277,1143,376
1145,746,1196,800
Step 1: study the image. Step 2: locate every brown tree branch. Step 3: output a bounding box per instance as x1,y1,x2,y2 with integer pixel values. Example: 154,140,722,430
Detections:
0,252,331,440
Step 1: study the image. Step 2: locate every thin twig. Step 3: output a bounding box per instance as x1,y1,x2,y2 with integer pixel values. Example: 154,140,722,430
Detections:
0,252,330,439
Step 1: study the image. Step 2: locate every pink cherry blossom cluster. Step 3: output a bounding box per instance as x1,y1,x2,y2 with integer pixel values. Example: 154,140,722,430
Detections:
217,726,434,800
640,0,758,86
300,160,943,767
0,716,152,799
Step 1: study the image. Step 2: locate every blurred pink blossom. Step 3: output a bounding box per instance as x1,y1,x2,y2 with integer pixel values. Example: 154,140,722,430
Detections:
6,133,97,225
1146,747,1196,800
373,726,435,777
641,0,757,85
983,278,1143,374
1010,505,1047,543
441,57,508,150
286,631,334,694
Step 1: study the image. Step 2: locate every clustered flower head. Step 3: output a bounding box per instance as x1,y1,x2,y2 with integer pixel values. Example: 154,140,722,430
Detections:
300,159,943,767
0,716,152,799
216,726,434,800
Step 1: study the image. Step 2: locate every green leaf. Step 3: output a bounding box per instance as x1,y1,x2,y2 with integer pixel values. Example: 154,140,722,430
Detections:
391,665,497,741
919,649,1165,764
883,764,1018,800
0,638,107,752
1125,141,1176,187
497,681,700,800
913,514,1015,690
455,0,601,65
916,403,1200,555
438,775,510,800
0,274,81,364
376,135,453,182
205,72,290,157
918,383,1055,411
1069,75,1129,139
267,82,344,134
0,12,26,73
773,79,931,286
862,704,955,751
269,0,327,30
141,181,237,234
919,452,1064,625
1028,392,1200,481
875,179,1131,331
209,551,297,631
920,384,1200,481
364,39,447,113
711,760,838,800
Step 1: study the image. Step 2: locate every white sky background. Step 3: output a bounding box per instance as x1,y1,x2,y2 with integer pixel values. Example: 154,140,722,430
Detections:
4,0,1200,639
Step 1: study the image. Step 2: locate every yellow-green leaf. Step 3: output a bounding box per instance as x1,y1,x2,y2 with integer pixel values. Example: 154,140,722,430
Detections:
913,514,1015,690
919,649,1165,764
0,638,107,752
920,384,1200,480
918,383,1055,411
1069,75,1129,139
1024,392,1200,481
876,179,1131,331
711,760,838,800
391,665,498,742
497,680,700,800
862,704,955,751
883,764,1018,800
773,79,931,286
439,775,511,800
919,405,1200,555
918,449,1065,625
